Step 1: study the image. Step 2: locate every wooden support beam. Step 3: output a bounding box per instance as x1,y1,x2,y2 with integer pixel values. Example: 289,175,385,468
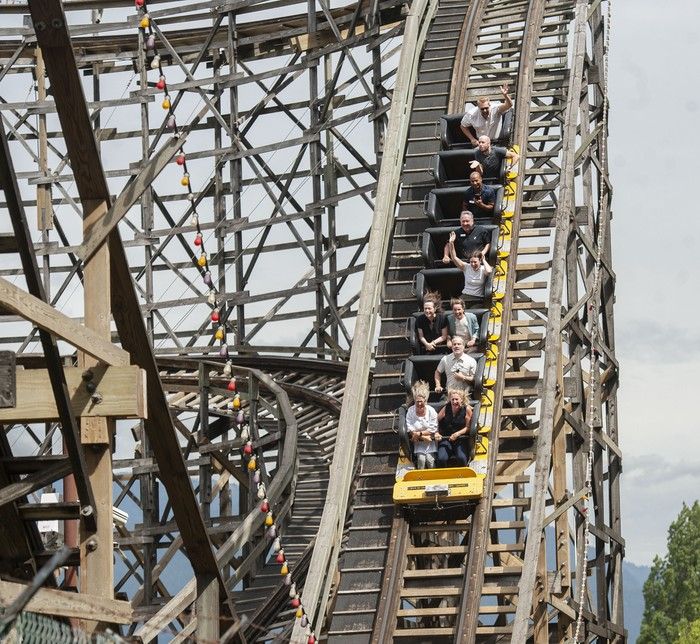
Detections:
0,460,71,509
0,81,97,535
27,0,236,622
0,433,37,580
195,575,220,643
0,277,129,367
0,366,146,422
77,124,195,265
0,234,16,254
0,580,132,624
512,3,590,641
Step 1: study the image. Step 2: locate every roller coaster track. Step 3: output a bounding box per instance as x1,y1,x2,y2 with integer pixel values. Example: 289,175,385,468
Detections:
0,353,345,641
122,358,345,641
323,0,621,642
0,0,621,640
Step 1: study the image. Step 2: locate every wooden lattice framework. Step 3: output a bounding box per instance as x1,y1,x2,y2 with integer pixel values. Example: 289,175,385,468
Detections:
0,0,624,642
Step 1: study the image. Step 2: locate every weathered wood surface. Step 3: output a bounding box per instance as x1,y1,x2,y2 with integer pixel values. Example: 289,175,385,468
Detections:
28,0,233,613
0,277,129,367
0,365,146,422
0,580,133,624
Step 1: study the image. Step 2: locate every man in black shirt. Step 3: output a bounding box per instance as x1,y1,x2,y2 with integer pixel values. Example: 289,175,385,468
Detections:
470,135,519,180
442,210,491,263
462,171,496,219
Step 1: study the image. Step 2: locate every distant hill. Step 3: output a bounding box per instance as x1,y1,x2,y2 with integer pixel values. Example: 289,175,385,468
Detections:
624,560,650,643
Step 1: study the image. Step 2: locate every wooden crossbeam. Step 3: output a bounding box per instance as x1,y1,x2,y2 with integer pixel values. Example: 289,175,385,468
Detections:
0,366,146,423
0,580,132,624
0,85,97,535
0,460,71,509
0,277,129,367
77,125,193,265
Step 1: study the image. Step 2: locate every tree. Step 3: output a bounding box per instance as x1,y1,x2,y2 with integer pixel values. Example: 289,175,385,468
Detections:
676,619,700,644
638,501,700,644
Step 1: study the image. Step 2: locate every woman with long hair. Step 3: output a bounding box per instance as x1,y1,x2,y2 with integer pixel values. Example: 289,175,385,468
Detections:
435,388,473,467
447,233,492,298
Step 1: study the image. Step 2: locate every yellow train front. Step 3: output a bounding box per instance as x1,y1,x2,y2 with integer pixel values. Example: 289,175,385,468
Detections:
392,433,489,507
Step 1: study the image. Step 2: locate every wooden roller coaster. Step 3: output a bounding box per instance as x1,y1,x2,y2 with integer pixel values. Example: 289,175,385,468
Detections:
0,0,622,642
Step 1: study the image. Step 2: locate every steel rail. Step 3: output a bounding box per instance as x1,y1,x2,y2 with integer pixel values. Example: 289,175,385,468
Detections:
447,0,488,114
370,512,410,642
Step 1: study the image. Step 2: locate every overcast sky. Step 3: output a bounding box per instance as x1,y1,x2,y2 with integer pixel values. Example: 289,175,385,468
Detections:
609,0,700,565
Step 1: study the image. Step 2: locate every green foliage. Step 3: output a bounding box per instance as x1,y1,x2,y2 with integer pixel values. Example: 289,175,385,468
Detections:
676,619,700,644
638,501,700,644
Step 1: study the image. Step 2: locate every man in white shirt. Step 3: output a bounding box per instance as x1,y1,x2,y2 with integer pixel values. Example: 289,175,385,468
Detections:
460,83,513,146
434,336,477,396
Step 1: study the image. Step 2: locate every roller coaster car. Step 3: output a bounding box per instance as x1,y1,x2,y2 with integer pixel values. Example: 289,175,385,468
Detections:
392,405,489,508
431,149,506,186
424,185,504,226
400,353,486,403
393,466,484,505
438,111,514,150
414,268,494,308
420,225,499,268
406,308,490,355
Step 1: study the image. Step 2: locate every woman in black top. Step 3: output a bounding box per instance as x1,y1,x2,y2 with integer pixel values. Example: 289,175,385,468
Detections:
435,389,473,467
415,299,448,354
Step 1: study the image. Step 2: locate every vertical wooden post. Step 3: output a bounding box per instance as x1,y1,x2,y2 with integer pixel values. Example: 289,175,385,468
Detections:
307,0,324,358
196,575,220,643
553,360,572,640
35,48,53,235
323,53,339,350
532,536,548,643
78,197,115,632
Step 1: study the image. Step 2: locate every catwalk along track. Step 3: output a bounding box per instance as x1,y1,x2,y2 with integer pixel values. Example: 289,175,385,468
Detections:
324,0,624,642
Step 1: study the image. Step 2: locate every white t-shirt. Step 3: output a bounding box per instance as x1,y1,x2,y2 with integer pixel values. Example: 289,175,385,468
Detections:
460,101,510,139
405,404,438,455
462,265,487,297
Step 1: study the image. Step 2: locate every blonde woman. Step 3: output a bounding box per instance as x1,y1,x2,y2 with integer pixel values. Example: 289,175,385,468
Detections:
405,380,438,469
435,388,473,467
